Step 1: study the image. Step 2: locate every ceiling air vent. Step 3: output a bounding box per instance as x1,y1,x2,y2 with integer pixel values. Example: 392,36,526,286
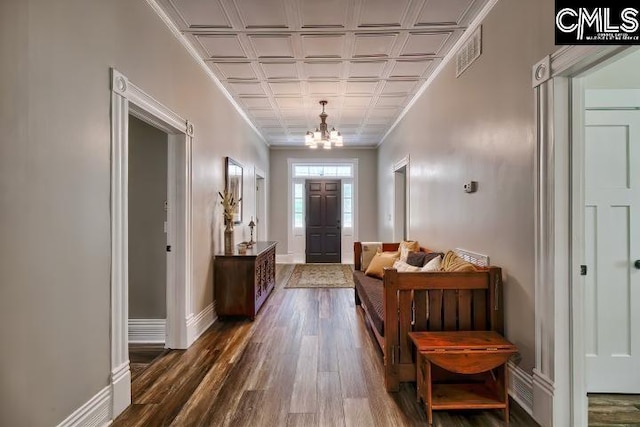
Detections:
456,26,482,78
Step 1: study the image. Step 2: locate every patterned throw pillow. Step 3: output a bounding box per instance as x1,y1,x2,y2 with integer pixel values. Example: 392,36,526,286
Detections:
392,259,421,272
365,251,399,279
441,251,477,272
360,242,382,271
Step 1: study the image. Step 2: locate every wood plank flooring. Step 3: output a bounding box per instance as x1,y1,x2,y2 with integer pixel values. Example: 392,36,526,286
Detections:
589,394,640,426
113,264,538,426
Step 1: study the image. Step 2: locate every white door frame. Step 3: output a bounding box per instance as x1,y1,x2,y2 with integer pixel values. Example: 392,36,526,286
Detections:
110,68,193,418
532,46,631,427
255,166,267,241
393,156,410,242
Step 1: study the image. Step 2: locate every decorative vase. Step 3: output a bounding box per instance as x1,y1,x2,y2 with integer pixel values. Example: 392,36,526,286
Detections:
224,220,234,254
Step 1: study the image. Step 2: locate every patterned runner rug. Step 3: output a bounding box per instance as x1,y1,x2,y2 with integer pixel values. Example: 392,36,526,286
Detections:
284,264,354,288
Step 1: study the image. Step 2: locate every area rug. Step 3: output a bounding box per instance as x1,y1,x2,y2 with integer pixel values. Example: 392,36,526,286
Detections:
284,264,354,288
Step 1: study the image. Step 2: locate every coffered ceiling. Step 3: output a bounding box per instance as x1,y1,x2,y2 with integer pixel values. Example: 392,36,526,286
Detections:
156,0,490,147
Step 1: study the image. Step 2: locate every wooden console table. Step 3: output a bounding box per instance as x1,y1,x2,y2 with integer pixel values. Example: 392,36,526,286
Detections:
408,331,518,425
214,241,277,320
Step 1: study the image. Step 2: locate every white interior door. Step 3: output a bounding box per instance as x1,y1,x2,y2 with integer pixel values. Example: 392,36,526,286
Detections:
584,106,640,393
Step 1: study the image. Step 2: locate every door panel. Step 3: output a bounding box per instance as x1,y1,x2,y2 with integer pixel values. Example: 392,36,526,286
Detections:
585,109,640,393
306,179,341,263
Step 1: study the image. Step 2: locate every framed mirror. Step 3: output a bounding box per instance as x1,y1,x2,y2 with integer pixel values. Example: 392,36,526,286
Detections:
225,157,243,224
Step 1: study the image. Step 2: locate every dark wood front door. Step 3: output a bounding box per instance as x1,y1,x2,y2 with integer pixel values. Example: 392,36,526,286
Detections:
306,179,341,263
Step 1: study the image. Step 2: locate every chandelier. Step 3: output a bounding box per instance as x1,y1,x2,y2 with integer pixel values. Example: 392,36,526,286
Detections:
305,100,343,149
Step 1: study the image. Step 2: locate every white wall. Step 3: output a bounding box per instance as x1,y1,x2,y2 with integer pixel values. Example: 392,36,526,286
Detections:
269,148,378,256
583,48,640,89
378,0,555,372
0,0,268,425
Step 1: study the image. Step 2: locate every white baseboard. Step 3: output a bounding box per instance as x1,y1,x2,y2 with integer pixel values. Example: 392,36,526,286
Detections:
508,361,534,416
128,318,166,343
276,253,294,264
111,362,131,420
186,302,216,346
56,385,111,427
533,369,554,427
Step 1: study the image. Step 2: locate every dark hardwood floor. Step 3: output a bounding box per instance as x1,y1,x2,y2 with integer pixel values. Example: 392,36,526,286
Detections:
589,394,640,426
113,264,538,426
129,343,168,382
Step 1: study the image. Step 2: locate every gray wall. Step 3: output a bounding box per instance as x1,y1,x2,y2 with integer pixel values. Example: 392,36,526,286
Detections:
269,148,378,254
377,0,555,372
0,0,268,425
129,116,168,320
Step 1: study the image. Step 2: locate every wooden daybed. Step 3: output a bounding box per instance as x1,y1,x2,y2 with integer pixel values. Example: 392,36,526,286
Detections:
353,242,504,392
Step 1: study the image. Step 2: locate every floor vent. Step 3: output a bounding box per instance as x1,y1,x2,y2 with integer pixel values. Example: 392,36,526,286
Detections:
456,26,482,77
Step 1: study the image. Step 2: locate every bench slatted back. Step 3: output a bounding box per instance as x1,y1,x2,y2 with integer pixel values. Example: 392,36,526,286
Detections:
384,266,503,376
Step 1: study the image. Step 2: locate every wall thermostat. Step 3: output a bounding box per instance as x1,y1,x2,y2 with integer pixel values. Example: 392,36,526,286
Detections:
463,181,478,193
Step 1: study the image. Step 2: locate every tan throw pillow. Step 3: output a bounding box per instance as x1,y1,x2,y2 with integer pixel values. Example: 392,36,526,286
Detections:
360,242,382,271
392,259,421,272
399,240,420,262
365,251,399,279
441,251,477,272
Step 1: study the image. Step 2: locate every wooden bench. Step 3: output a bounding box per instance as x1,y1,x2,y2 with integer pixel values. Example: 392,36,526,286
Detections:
352,242,505,392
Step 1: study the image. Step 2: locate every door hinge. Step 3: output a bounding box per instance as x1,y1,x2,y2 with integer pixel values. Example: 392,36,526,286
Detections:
166,245,172,252
580,265,587,276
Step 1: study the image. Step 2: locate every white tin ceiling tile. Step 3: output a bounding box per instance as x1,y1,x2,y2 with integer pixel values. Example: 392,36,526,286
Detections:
390,59,433,78
301,34,346,58
269,81,302,95
260,62,299,79
353,33,398,58
256,118,282,127
276,97,305,109
347,61,387,78
300,0,349,28
357,0,411,27
342,97,372,108
345,81,379,94
415,0,473,26
368,107,398,118
195,34,247,58
214,62,258,80
400,32,451,56
170,0,232,28
308,81,340,95
249,109,277,118
365,117,392,125
227,81,266,95
376,95,407,107
303,62,343,79
381,80,418,94
234,0,289,29
249,34,295,58
239,96,272,108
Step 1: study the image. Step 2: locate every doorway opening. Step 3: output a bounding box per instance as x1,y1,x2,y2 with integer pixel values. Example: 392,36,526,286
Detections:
255,168,266,242
110,69,193,418
393,157,409,241
127,115,170,379
532,46,636,426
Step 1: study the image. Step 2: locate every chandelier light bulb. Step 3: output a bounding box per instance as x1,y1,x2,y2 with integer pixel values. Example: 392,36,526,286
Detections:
305,100,341,149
